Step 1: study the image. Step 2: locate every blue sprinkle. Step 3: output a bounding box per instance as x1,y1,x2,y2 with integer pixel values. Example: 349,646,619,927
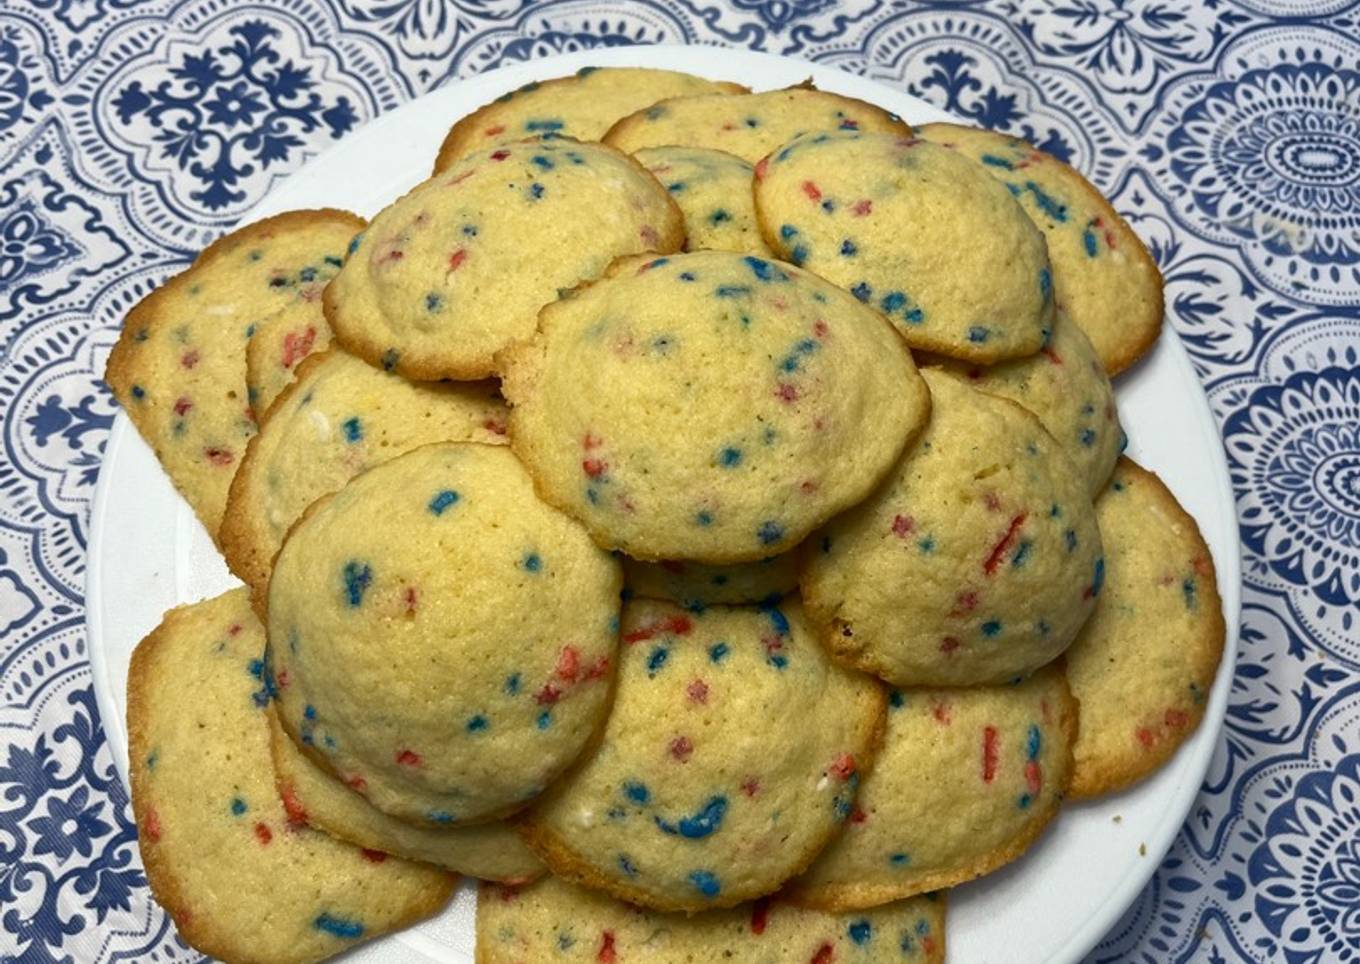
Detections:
314,914,364,940
1027,724,1042,760
743,256,776,281
504,673,521,695
1037,619,1051,635
768,653,788,670
341,416,362,443
522,552,542,572
1065,529,1078,551
764,605,790,636
890,852,910,866
779,224,799,240
347,234,363,254
381,348,399,371
425,292,443,311
981,619,1002,638
980,153,1014,169
1080,428,1097,447
1018,793,1033,809
719,447,742,468
130,385,145,400
230,798,246,816
849,919,872,945
531,154,553,169
850,281,872,302
840,239,857,256
623,781,650,805
1091,558,1106,597
618,854,638,876
688,870,721,898
678,271,696,282
1083,227,1098,257
467,714,488,733
918,536,936,553
525,119,563,132
708,642,729,663
649,257,670,269
1025,183,1068,223
694,510,713,527
968,326,989,343
889,689,905,708
904,307,925,324
709,208,731,224
536,711,552,730
790,244,808,265
557,934,575,951
463,224,478,236
1011,541,1033,568
647,646,670,676
715,284,750,298
428,811,454,824
757,521,784,546
1183,577,1198,610
880,292,906,313
656,796,727,838
304,705,317,720
528,182,545,199
587,487,601,505
1049,503,1062,518
342,561,372,607
429,489,460,515
821,198,836,213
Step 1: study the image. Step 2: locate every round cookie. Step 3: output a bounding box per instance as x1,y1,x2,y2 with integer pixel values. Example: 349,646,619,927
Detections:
518,598,887,912
928,312,1123,495
127,590,454,963
499,250,931,563
788,665,1076,909
433,67,746,173
624,554,797,608
603,86,913,164
754,131,1053,363
268,442,622,826
245,297,333,416
917,123,1163,375
477,875,946,964
634,146,772,255
105,208,363,538
800,368,1104,687
326,138,684,381
220,349,508,615
1067,458,1225,798
265,706,544,883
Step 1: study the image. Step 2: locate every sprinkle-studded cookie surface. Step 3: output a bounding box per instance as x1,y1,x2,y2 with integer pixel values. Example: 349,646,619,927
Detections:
624,554,797,608
789,665,1076,909
603,86,912,164
801,368,1103,686
433,67,745,172
1066,458,1225,798
220,350,507,615
518,598,886,911
929,312,1123,495
476,875,945,963
326,138,683,380
917,123,1163,375
635,146,772,255
268,442,622,826
266,706,544,883
127,589,454,964
245,298,334,416
106,209,363,539
499,250,930,563
754,132,1053,363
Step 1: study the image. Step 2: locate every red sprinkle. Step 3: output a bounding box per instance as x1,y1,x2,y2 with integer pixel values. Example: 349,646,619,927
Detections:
800,480,819,495
482,417,507,436
227,623,242,636
829,753,856,780
850,805,869,824
932,700,952,725
851,199,873,217
813,319,829,338
1137,727,1156,748
776,382,800,403
280,784,309,826
1166,708,1189,728
253,822,273,845
143,807,161,843
801,180,822,202
535,683,562,705
583,433,603,450
180,349,199,369
281,327,317,368
582,458,608,479
361,848,388,863
687,679,709,704
669,736,694,762
490,149,511,161
275,669,289,689
1040,346,1063,365
949,590,979,616
598,930,617,964
1025,759,1042,796
754,156,770,180
891,514,914,537
204,447,234,466
445,170,473,188
395,749,423,767
404,586,418,615
940,636,961,654
751,896,771,935
485,124,505,137
556,646,581,683
173,396,192,416
811,943,834,964
741,777,761,797
623,614,692,644
982,726,999,783
583,656,611,681
983,513,1029,576
447,248,468,272
346,774,367,792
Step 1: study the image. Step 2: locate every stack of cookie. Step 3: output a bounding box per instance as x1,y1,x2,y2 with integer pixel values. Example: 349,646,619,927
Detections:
108,66,1225,964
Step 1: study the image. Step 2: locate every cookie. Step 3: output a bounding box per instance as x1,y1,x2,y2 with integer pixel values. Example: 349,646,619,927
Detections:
788,665,1076,909
476,875,945,964
325,138,684,381
127,589,454,964
634,146,772,255
928,311,1123,495
265,705,543,883
499,250,930,563
219,349,508,615
518,597,886,912
801,368,1104,686
106,209,364,538
433,67,746,173
754,132,1053,363
268,442,622,826
245,297,333,415
603,85,912,164
917,123,1163,375
1067,458,1226,798
624,554,797,608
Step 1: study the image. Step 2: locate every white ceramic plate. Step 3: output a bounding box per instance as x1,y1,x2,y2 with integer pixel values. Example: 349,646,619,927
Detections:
87,44,1240,964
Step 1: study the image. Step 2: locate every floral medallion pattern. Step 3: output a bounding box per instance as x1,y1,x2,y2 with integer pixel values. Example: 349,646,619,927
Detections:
1,2,1356,963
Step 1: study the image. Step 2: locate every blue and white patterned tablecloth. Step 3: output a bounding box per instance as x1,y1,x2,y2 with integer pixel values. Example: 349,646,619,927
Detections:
1,1,1357,961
